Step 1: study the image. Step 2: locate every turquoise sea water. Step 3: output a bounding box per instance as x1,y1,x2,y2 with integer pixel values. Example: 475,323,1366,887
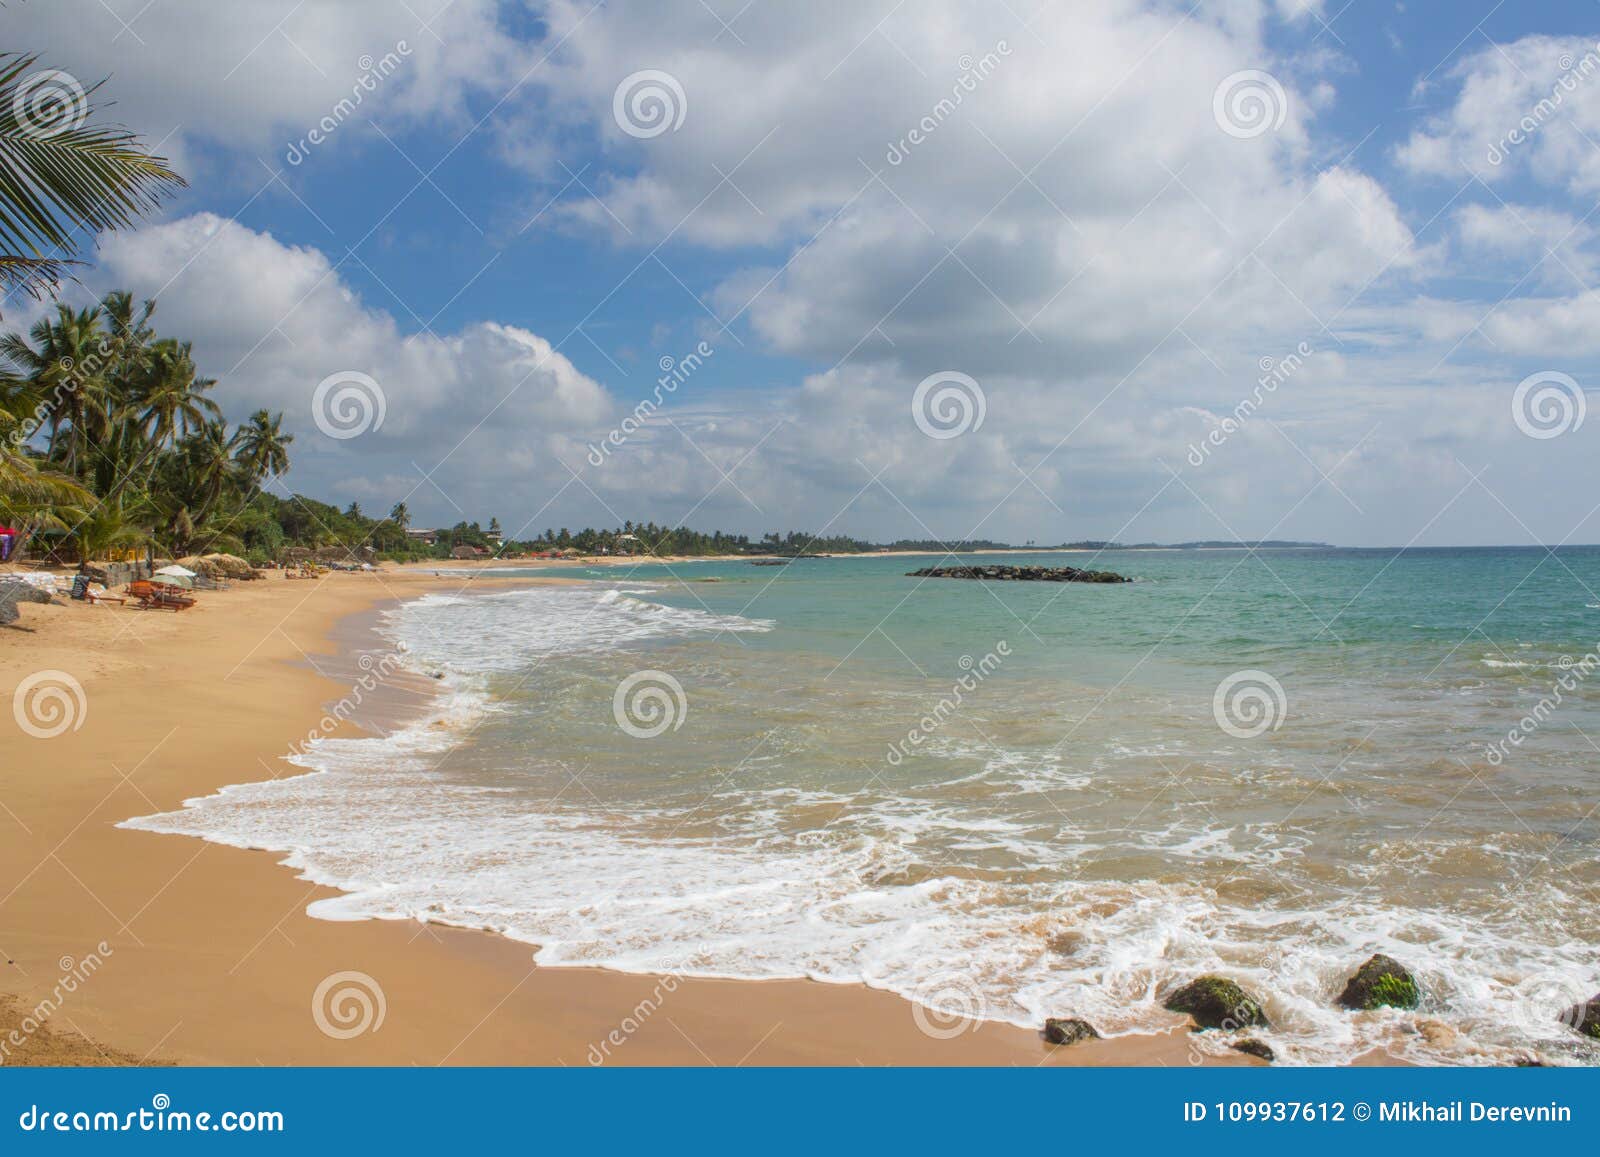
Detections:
126,548,1600,1064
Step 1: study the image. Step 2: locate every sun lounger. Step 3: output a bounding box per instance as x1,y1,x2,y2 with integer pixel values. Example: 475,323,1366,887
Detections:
127,580,196,611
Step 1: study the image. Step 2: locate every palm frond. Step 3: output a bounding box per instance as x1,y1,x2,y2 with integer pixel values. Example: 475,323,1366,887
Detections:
0,52,184,311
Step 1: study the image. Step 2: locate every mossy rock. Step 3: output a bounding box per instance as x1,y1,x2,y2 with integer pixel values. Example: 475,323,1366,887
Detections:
1162,976,1268,1029
1337,955,1419,1010
1042,1017,1101,1046
1562,995,1600,1039
1232,1038,1274,1062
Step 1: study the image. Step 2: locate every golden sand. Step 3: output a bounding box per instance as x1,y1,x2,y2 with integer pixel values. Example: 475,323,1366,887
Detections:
0,562,1241,1066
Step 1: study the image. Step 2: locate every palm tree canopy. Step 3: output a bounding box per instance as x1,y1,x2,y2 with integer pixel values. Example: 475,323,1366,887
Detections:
234,408,292,484
0,52,185,310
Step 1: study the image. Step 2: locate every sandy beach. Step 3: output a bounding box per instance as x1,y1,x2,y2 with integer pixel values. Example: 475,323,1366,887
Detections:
0,562,1240,1067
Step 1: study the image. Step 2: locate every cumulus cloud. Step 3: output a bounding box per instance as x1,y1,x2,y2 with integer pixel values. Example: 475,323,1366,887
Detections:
6,1,1599,544
1397,34,1600,191
16,0,529,169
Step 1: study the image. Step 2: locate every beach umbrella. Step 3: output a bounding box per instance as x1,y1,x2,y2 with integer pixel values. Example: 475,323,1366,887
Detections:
153,565,196,589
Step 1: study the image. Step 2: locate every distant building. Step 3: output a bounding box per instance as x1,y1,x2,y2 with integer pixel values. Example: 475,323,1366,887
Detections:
484,528,503,544
406,528,439,545
450,544,489,560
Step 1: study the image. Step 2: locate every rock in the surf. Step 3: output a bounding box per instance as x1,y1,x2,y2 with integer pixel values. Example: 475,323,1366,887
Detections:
1336,954,1420,1010
1163,976,1269,1030
1562,993,1600,1039
1042,1017,1101,1046
1231,1038,1275,1061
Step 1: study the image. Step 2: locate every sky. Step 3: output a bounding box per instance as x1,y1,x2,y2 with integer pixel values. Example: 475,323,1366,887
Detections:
6,0,1600,547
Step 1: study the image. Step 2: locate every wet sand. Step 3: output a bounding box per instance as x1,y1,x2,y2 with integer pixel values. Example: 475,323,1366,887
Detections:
0,562,1244,1066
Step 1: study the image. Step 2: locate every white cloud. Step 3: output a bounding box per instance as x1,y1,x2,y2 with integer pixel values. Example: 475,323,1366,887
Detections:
15,0,528,170
1397,34,1600,191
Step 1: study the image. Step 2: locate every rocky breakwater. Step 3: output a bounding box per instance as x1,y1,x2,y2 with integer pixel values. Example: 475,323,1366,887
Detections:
908,564,1130,583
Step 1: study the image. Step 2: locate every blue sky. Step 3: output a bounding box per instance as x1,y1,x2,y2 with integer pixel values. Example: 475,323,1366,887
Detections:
8,0,1600,546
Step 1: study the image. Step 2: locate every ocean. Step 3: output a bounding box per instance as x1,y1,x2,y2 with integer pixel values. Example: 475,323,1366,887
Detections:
122,547,1600,1065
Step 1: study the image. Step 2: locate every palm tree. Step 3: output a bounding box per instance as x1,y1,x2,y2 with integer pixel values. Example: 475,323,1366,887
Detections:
233,409,292,486
65,495,151,562
0,53,184,312
389,501,409,530
0,407,93,556
0,303,111,473
183,419,238,523
137,339,218,453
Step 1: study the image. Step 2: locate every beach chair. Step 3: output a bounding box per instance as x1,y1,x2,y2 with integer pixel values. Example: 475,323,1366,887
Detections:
127,580,194,611
83,583,125,605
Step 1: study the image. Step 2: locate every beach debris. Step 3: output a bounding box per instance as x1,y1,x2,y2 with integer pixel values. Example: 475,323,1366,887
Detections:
1231,1038,1275,1061
907,565,1129,584
1336,954,1420,1010
1042,1017,1101,1046
1562,993,1600,1039
1162,975,1269,1030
